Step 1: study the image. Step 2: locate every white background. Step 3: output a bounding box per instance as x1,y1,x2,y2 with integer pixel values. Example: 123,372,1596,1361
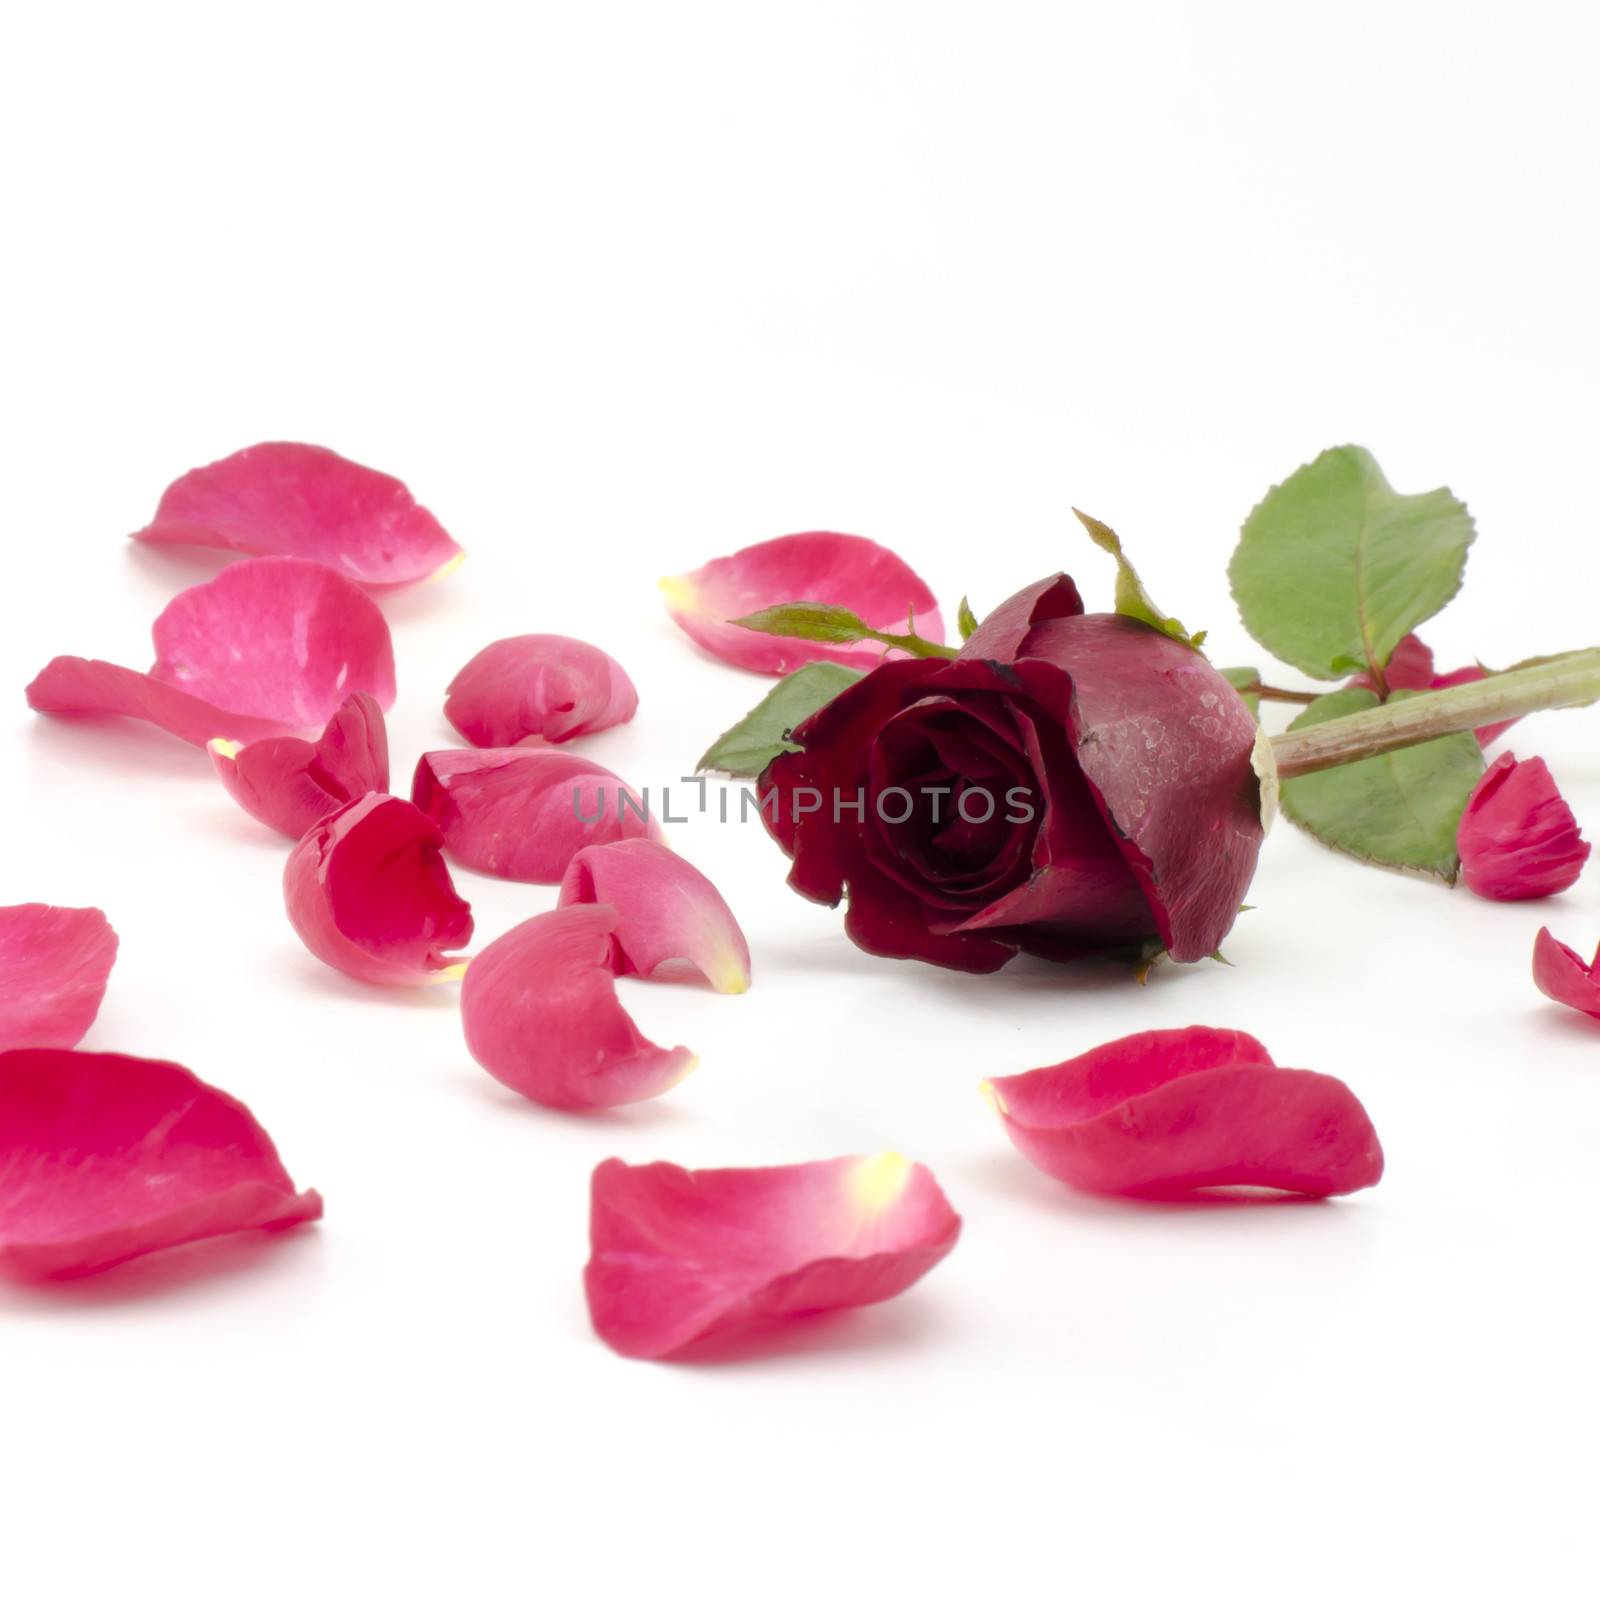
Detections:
3,3,1597,1594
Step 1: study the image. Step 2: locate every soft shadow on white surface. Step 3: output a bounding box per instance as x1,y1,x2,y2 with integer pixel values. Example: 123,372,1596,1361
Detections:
0,1227,325,1316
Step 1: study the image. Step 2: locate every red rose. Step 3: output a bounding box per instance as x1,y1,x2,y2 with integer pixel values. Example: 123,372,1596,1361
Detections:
758,575,1267,971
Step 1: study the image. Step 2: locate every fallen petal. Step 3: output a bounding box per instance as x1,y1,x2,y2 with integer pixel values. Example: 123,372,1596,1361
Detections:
1533,927,1600,1020
151,556,395,726
0,1048,321,1280
283,793,472,986
412,747,661,883
460,905,695,1109
585,1152,961,1359
985,1026,1384,1198
0,905,118,1051
557,839,751,992
133,441,462,587
28,557,395,749
1458,752,1589,901
445,634,638,746
26,656,298,747
661,531,943,675
210,692,389,839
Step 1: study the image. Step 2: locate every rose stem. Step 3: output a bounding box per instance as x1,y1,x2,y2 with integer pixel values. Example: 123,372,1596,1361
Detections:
1268,649,1600,779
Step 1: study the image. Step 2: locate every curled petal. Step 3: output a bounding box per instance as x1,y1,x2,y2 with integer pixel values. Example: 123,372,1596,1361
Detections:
1019,616,1263,962
412,748,660,884
585,1152,961,1359
0,1049,321,1280
26,657,297,747
445,635,638,746
557,839,751,993
1533,927,1600,1020
1458,752,1588,901
133,441,462,588
985,1026,1384,1198
661,531,943,675
460,906,695,1109
283,793,472,986
150,556,395,726
957,573,1085,664
0,905,118,1051
210,692,389,839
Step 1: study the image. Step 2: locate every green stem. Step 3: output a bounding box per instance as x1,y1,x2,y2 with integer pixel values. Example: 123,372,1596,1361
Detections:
1268,650,1600,778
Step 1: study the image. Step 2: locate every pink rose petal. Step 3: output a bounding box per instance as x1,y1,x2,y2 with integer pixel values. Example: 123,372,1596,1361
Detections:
1457,752,1589,901
0,905,118,1051
28,556,396,748
210,692,389,840
445,634,638,746
985,1026,1384,1198
150,556,395,726
1533,927,1600,1020
26,657,300,747
557,839,751,993
0,1048,321,1280
412,747,661,884
661,531,943,675
133,441,462,588
283,793,472,986
585,1152,962,1359
460,905,696,1110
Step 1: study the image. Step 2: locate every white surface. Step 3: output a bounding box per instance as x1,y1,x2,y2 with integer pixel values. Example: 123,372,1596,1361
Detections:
4,3,1598,1594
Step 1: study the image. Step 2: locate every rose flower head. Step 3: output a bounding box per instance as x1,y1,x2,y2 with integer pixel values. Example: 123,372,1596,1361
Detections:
757,575,1267,971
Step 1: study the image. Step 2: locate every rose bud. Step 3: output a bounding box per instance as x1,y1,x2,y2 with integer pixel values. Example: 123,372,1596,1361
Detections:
758,575,1267,970
1457,753,1589,901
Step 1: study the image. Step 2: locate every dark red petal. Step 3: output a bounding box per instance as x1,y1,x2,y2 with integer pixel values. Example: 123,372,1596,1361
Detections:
585,1152,961,1359
1533,927,1600,1019
444,634,638,746
986,1026,1383,1198
957,574,1084,663
934,696,1156,948
460,906,695,1109
26,657,297,747
1458,752,1589,901
0,905,118,1051
1018,615,1263,961
557,839,751,992
0,1049,321,1280
210,692,389,839
133,441,462,588
413,747,661,884
283,793,472,986
843,852,1016,972
761,657,993,903
662,531,943,675
150,556,395,725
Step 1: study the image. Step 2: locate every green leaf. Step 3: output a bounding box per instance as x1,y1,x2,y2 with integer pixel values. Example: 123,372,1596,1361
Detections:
1229,445,1475,684
1220,665,1261,719
731,602,957,660
1074,507,1205,649
1278,686,1484,881
696,661,864,777
957,595,979,641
